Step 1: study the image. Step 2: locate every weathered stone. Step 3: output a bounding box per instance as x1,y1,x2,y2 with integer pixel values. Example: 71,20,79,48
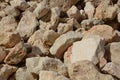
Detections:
4,42,27,64
102,62,120,79
50,31,82,59
84,2,95,19
26,57,68,77
68,60,116,80
0,64,17,80
0,15,17,32
16,11,38,40
67,5,80,20
117,12,120,23
84,25,117,43
15,67,37,80
70,35,105,65
0,31,21,48
39,71,69,80
0,47,6,63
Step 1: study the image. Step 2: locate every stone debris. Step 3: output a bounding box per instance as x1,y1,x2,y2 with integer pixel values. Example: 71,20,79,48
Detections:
0,0,120,80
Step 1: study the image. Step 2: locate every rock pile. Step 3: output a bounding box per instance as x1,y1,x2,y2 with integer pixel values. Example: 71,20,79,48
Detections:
0,0,120,80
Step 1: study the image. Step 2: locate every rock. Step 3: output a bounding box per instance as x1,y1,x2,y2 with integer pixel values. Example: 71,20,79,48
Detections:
105,42,120,65
95,4,103,20
84,2,95,19
4,42,27,64
68,60,116,80
16,11,38,40
117,13,120,23
0,31,21,48
15,67,37,80
50,31,83,59
0,64,17,80
0,47,6,63
102,62,120,79
57,23,73,35
39,71,69,80
84,25,117,43
26,57,68,77
70,35,105,65
67,5,80,20
0,15,17,32
33,1,50,19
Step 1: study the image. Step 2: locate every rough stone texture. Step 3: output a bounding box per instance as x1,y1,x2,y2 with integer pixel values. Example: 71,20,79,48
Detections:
105,42,120,65
117,12,120,23
0,64,17,80
16,11,38,40
84,2,95,19
68,60,116,80
0,47,6,63
50,31,83,59
70,35,105,65
0,15,17,32
4,42,27,64
39,71,69,80
102,62,120,79
0,31,21,48
26,57,68,77
84,25,117,43
15,67,37,80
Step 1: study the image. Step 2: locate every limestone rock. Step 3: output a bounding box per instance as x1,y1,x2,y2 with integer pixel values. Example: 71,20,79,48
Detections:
39,71,69,80
0,47,7,63
16,11,38,40
50,31,83,59
0,31,21,48
70,35,105,65
4,42,27,64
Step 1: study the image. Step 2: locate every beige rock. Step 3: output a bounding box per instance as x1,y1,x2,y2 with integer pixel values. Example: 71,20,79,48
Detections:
95,4,103,20
15,67,37,80
0,64,17,80
102,62,120,79
16,11,38,40
50,31,82,59
105,42,120,65
39,71,69,80
0,31,21,48
70,35,105,65
0,47,6,63
84,2,95,19
117,13,120,23
4,42,27,64
26,57,68,77
84,25,117,43
57,23,73,35
0,15,17,32
68,60,116,80
67,5,80,20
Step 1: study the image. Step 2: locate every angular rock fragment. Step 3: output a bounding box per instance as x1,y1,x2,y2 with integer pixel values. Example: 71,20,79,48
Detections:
4,42,27,64
50,31,82,59
0,47,7,63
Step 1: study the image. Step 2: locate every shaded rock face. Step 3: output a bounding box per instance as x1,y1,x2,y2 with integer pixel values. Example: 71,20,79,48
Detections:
0,0,120,80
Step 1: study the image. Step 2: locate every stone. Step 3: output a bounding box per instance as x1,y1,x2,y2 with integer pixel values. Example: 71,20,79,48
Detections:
33,1,50,19
0,64,17,80
16,11,38,40
68,60,116,80
105,42,120,65
0,47,6,63
84,2,95,19
50,31,82,59
67,5,80,20
0,31,21,48
95,4,103,20
84,25,117,43
4,42,27,64
39,71,69,80
26,57,68,77
117,12,120,23
102,62,120,79
57,23,73,35
0,15,17,32
70,35,105,65
15,67,37,80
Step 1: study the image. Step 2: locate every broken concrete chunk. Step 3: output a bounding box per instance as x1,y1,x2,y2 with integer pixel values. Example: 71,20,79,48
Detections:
50,31,83,59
